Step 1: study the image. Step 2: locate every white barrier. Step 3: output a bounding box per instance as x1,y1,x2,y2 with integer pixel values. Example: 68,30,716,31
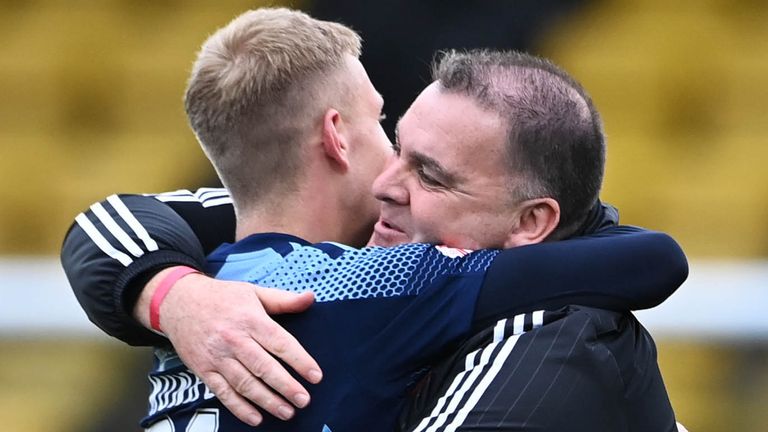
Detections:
0,257,105,337
635,259,768,340
2,257,767,339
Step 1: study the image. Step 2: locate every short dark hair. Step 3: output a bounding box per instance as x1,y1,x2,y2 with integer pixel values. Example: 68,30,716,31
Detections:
432,49,605,239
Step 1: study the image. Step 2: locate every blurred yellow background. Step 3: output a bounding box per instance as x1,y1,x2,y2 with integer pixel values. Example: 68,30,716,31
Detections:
1,0,766,431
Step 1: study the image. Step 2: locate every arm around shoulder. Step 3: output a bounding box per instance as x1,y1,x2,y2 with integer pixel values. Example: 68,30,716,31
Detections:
473,226,689,329
60,191,232,345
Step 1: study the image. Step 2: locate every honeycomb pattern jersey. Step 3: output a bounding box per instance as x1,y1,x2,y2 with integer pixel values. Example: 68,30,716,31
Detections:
142,233,500,431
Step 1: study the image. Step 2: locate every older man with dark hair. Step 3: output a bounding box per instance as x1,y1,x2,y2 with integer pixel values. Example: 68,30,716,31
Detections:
372,50,607,250
435,50,606,239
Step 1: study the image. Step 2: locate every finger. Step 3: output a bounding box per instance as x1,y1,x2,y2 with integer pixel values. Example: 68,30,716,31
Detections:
203,372,264,426
254,319,323,385
216,359,298,421
255,287,315,314
234,335,313,408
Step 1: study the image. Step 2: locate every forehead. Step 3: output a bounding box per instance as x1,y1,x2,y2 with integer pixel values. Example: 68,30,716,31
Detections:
398,83,508,166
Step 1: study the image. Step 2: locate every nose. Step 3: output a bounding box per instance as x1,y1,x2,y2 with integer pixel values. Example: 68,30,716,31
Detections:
372,155,409,206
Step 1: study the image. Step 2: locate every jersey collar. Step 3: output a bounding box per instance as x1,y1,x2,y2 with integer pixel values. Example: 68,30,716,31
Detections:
209,232,311,259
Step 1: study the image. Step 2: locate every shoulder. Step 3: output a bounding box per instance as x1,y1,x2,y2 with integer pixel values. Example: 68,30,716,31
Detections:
299,242,497,270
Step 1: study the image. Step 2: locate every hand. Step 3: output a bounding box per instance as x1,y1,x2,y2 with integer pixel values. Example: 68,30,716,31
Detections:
140,271,322,426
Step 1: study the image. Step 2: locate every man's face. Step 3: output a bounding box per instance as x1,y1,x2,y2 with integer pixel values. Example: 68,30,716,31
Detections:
369,82,525,249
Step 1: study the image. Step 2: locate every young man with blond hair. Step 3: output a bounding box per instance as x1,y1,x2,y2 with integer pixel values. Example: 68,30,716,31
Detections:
184,8,390,247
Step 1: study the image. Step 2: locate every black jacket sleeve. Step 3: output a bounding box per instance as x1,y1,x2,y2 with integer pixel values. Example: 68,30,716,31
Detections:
473,225,689,331
60,189,235,346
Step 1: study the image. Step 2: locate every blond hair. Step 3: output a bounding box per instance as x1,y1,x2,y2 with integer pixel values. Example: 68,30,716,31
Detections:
184,8,361,211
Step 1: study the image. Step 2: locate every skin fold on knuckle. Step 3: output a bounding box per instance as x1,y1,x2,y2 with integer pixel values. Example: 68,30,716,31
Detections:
236,378,283,415
248,355,276,380
234,369,266,397
204,374,231,399
268,333,292,357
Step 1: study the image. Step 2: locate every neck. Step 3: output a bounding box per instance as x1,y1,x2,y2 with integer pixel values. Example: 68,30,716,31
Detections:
233,182,368,247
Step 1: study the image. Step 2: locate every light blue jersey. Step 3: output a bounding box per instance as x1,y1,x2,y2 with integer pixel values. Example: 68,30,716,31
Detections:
143,233,498,431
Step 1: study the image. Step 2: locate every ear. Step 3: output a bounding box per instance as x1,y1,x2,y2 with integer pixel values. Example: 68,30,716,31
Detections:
321,108,350,172
504,198,560,247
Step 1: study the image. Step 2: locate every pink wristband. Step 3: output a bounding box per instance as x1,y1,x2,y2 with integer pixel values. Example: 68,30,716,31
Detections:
149,266,199,332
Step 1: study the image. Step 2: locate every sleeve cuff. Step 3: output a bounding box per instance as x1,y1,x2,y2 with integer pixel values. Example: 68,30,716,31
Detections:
112,250,205,346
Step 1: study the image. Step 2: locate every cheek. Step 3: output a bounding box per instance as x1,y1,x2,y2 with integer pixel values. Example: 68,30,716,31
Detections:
367,139,391,173
436,221,477,248
430,206,495,249
410,196,460,243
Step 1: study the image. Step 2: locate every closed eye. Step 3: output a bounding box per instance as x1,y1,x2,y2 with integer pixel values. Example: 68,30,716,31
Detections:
416,165,443,188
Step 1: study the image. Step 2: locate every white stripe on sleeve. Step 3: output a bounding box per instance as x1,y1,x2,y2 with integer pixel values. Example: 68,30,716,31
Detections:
194,187,229,200
89,202,145,258
419,320,510,432
154,195,199,203
152,188,232,207
412,349,482,432
443,333,523,431
106,195,159,252
492,318,508,343
201,196,233,208
513,313,525,335
75,213,134,266
152,189,193,197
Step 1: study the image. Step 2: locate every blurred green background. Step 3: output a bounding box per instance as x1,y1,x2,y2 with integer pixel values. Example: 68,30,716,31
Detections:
1,0,766,431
